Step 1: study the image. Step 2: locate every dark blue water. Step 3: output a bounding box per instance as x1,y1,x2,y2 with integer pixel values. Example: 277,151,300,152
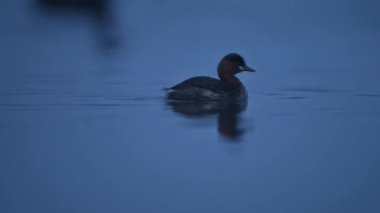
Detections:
1,0,380,212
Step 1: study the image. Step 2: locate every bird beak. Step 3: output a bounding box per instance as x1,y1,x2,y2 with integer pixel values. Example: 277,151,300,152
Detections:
238,65,256,72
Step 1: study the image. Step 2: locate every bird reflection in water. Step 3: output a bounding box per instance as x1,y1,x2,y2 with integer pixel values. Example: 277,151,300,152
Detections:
167,101,248,141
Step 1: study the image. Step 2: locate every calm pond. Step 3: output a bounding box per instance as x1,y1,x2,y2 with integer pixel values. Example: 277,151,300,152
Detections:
1,0,380,212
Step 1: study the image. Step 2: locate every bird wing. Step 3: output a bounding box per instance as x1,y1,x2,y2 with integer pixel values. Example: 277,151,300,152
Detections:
170,76,224,93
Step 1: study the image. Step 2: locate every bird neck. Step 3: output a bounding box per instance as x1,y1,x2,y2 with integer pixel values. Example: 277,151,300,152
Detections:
217,61,238,83
218,72,238,83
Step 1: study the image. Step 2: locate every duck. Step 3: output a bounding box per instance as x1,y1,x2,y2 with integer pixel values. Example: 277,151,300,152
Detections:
166,53,255,101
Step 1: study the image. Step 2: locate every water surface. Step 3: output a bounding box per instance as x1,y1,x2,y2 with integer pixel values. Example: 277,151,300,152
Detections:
1,0,380,212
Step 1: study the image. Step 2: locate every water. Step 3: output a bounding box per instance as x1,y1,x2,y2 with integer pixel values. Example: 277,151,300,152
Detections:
1,0,380,212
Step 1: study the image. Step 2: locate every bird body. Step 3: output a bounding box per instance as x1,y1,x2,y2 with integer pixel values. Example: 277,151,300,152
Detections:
166,53,255,102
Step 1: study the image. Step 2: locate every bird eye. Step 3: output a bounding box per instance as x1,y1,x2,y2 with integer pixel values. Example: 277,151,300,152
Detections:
238,66,245,71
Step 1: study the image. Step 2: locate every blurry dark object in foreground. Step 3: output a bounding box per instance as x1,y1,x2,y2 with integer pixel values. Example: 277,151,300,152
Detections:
37,0,118,50
38,0,106,9
168,101,247,140
37,0,108,16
